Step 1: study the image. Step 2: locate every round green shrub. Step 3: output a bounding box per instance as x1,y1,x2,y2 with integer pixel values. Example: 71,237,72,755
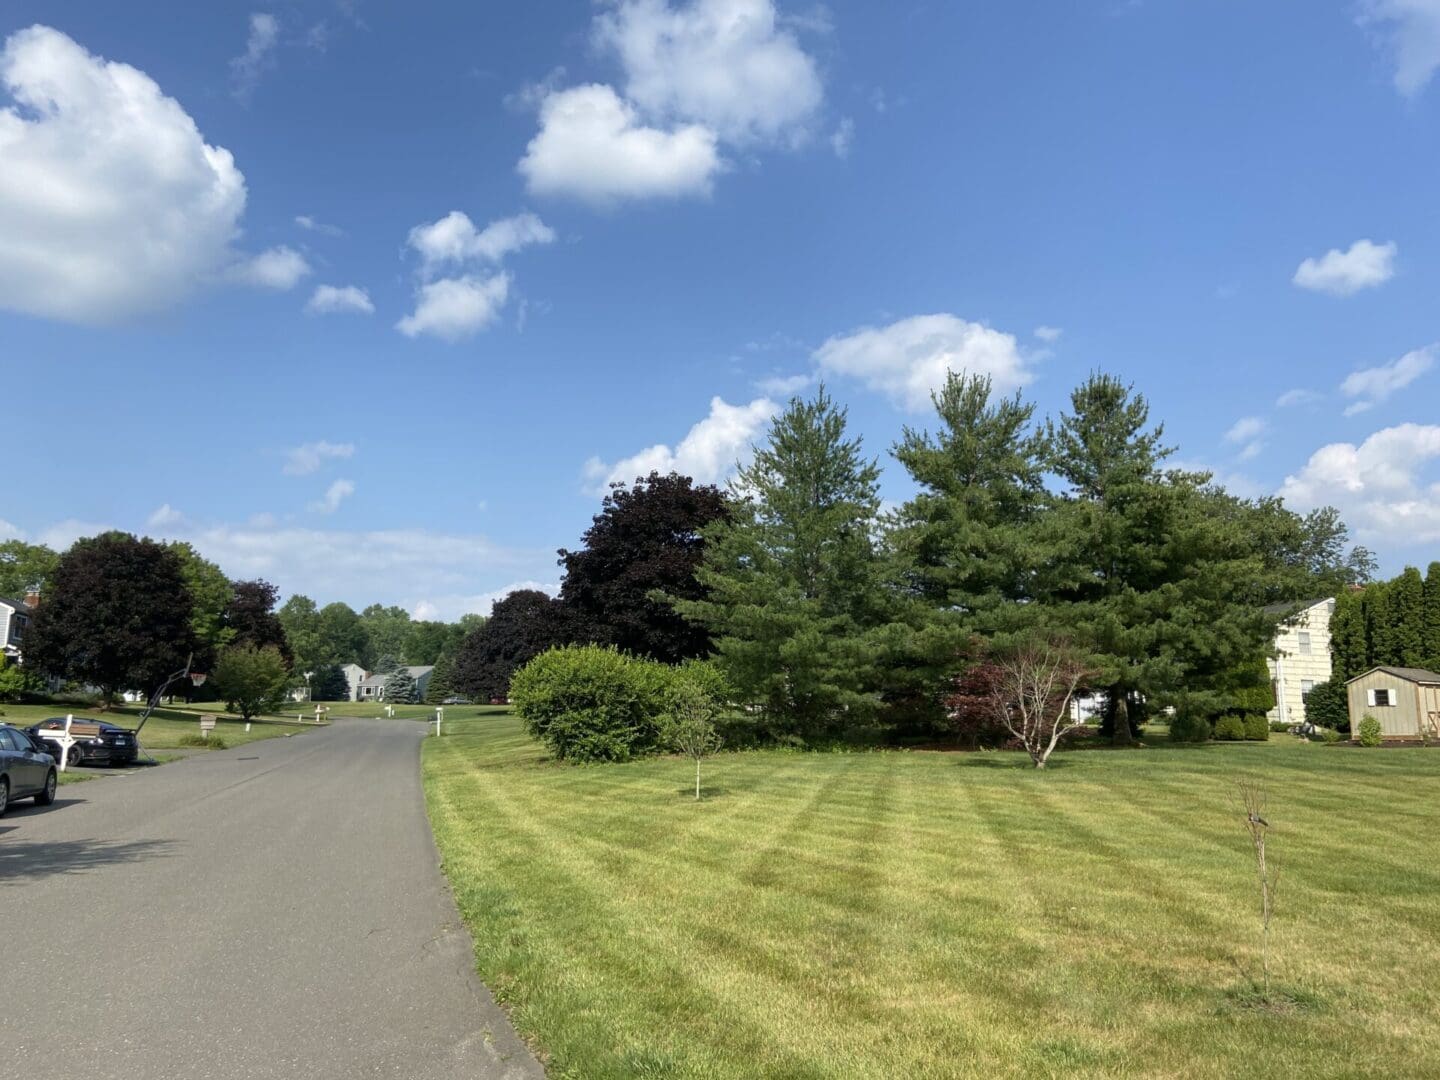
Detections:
1168,708,1211,743
1317,726,1341,745
1243,714,1270,741
509,645,673,762
1213,715,1246,741
1357,714,1383,748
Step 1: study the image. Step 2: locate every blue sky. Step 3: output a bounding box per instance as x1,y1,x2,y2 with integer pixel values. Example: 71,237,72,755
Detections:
3,0,1440,618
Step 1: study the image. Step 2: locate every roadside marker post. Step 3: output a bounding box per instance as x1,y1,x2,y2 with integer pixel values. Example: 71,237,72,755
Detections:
199,717,217,741
57,713,77,772
434,707,443,737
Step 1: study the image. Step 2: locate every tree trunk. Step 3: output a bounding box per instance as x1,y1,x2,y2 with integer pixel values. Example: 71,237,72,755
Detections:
1112,691,1133,747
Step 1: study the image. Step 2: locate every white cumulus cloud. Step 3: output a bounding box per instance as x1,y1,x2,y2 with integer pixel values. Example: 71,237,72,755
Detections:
1292,239,1397,296
813,314,1032,413
406,211,555,272
147,504,184,528
595,0,824,145
396,273,512,341
305,284,374,315
0,25,250,324
519,83,721,204
1281,423,1440,543
1360,0,1440,95
584,395,777,492
1341,344,1436,415
283,440,355,476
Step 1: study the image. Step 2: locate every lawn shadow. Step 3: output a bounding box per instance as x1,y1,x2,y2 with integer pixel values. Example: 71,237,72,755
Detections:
674,786,733,800
0,834,179,883
956,755,1078,771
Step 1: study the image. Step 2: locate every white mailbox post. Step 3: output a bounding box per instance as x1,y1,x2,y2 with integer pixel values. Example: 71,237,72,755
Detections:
314,704,326,725
434,707,443,737
199,717,217,741
55,714,78,772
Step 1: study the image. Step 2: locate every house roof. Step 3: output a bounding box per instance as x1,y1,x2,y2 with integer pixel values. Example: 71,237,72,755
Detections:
0,597,29,612
1262,598,1330,618
358,665,434,687
1346,665,1440,685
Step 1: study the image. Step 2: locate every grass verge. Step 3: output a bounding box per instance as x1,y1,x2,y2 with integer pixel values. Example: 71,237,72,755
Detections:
424,711,1440,1079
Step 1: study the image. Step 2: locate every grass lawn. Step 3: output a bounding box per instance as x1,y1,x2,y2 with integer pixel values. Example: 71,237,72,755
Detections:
0,701,319,750
424,713,1440,1079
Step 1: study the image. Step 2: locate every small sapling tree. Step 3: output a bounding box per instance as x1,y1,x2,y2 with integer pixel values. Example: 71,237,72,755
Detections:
1237,779,1278,998
983,639,1092,768
663,680,722,800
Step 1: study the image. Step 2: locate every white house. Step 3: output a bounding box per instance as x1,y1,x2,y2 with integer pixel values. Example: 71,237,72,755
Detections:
0,595,35,661
340,663,367,702
357,666,435,702
1265,597,1335,727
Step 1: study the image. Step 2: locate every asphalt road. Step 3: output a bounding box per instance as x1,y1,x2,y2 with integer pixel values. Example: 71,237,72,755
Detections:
0,717,544,1080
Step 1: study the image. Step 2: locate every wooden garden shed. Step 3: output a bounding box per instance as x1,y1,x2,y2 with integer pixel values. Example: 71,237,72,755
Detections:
1345,666,1440,742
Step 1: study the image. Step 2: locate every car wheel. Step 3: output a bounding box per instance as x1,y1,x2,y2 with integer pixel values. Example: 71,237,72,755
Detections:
0,776,9,817
35,769,57,806
66,746,84,768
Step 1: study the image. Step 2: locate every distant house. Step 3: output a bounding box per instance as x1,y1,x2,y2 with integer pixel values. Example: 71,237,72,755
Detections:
0,594,36,661
357,665,435,702
1265,598,1335,728
1346,666,1440,742
340,663,367,702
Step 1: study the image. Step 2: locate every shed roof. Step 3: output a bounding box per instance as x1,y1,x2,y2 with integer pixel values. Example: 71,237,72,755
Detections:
1345,665,1440,686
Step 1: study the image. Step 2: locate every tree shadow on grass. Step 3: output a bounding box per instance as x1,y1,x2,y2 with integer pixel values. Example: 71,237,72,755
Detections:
956,756,1078,771
0,834,178,884
673,786,733,800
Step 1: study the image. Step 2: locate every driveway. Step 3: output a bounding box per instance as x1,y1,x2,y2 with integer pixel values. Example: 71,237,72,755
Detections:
1,717,543,1080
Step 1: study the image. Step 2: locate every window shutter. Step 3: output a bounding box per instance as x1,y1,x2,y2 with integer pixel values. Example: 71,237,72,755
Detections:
1367,689,1377,707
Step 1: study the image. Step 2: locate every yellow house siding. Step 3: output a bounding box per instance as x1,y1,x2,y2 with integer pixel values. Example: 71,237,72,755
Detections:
1265,599,1335,726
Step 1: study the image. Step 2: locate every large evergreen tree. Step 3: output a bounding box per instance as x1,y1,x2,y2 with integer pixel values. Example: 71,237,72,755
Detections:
1329,587,1367,682
26,531,197,702
1038,375,1277,743
674,388,890,739
424,651,456,703
1424,562,1440,670
383,666,419,704
1390,567,1426,667
559,471,730,663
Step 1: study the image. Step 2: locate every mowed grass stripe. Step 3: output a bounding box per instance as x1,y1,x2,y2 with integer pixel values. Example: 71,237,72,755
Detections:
424,713,1440,1078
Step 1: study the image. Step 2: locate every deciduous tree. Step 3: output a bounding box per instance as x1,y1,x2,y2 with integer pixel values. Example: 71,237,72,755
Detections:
25,531,196,704
213,643,290,720
0,539,59,598
225,579,292,664
559,471,729,663
452,590,573,700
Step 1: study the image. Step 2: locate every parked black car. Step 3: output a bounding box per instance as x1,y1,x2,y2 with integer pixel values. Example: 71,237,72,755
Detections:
0,723,58,815
28,717,140,767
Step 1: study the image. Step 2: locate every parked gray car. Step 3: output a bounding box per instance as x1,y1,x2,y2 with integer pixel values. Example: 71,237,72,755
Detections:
0,723,58,816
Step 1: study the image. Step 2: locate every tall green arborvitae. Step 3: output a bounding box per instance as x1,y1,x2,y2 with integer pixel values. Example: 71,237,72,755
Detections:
674,387,889,740
1329,588,1367,682
1367,580,1398,667
1391,567,1426,667
1424,562,1440,669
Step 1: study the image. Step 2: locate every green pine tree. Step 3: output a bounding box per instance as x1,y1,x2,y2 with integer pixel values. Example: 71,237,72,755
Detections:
425,652,455,704
384,667,418,705
673,387,890,740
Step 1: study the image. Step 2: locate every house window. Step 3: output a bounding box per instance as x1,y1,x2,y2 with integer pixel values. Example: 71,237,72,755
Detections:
1297,631,1312,655
1301,680,1315,695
